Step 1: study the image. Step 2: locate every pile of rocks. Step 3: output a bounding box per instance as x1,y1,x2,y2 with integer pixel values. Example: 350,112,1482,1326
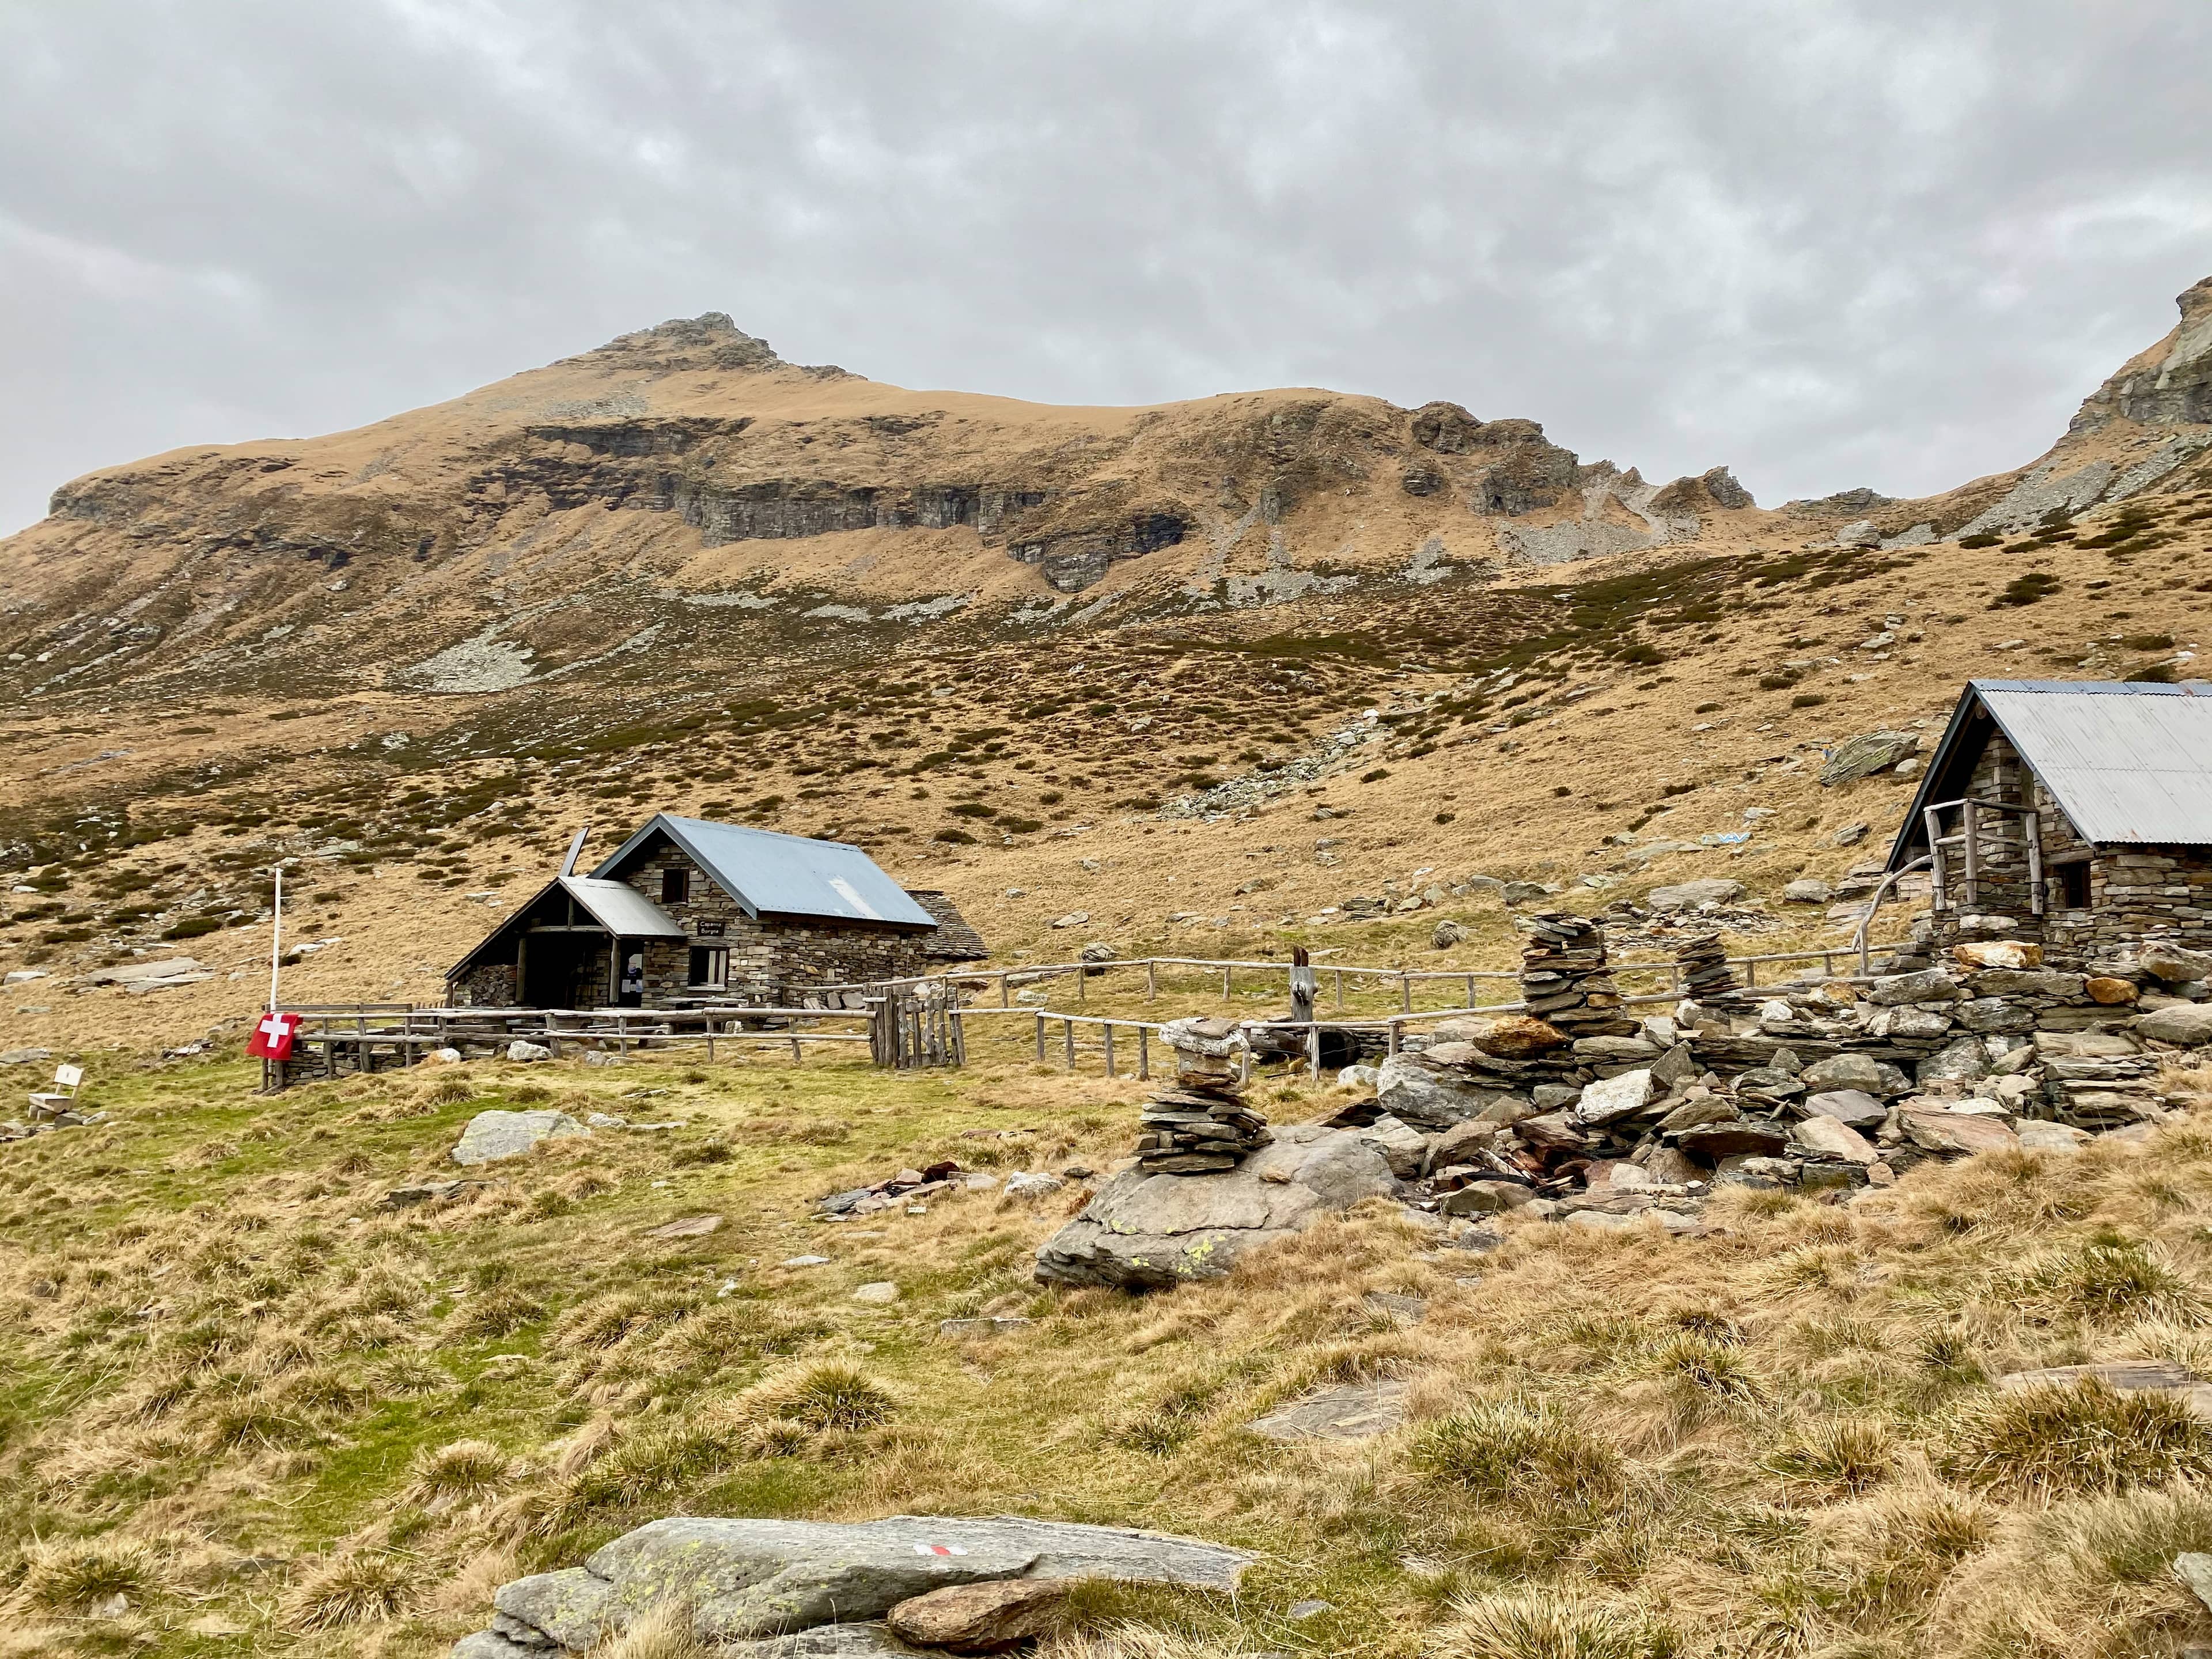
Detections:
1516,911,1637,1037
1674,932,1739,1005
1134,1017,1271,1173
1334,930,2209,1236
817,1160,1001,1218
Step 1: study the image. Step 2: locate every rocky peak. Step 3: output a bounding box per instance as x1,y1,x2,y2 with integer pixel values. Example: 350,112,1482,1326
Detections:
579,312,796,375
2073,271,2212,431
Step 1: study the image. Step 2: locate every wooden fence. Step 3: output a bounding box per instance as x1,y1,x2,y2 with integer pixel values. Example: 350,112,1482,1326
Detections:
268,941,1888,1088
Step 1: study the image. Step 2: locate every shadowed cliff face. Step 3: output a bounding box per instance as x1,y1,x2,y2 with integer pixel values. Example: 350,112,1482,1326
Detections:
0,312,1786,707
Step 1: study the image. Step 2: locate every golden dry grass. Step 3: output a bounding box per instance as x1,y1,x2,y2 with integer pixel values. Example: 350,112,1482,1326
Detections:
9,1051,2212,1654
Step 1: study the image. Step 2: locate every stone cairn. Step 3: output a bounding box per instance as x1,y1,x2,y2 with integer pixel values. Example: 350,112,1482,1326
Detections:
1673,931,1740,1006
1134,1016,1272,1173
1517,911,1638,1037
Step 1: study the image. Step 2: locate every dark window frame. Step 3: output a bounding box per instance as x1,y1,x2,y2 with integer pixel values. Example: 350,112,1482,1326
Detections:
688,944,728,988
2056,861,2090,910
661,865,690,904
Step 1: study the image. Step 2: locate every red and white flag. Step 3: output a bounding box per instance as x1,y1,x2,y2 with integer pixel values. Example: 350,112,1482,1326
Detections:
248,1010,301,1060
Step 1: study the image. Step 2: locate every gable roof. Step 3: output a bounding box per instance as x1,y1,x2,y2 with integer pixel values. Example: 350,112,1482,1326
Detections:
1889,679,2212,869
445,873,687,983
592,813,938,929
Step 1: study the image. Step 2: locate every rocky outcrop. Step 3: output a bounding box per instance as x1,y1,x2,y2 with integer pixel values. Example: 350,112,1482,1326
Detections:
2077,275,2212,431
1032,1123,1396,1289
457,1516,1253,1653
451,1110,589,1165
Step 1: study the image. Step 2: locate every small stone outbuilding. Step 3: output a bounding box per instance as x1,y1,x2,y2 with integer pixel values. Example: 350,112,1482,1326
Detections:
1887,678,2212,967
446,814,984,1009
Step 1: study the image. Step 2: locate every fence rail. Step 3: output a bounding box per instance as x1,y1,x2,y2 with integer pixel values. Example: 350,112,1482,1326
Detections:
267,937,1895,1088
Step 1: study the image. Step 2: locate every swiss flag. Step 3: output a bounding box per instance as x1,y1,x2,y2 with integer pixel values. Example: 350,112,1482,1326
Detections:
248,1010,301,1060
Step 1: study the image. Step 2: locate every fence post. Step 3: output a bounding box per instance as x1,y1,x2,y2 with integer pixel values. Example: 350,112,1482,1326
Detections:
1400,974,1412,1013
1063,1018,1075,1072
1000,975,1010,1009
1035,1012,1045,1063
1146,960,1157,1002
1223,964,1232,1003
1138,1026,1150,1080
1104,1024,1116,1078
1335,968,1344,1010
1387,1019,1401,1058
1308,1025,1321,1081
1078,967,1086,1006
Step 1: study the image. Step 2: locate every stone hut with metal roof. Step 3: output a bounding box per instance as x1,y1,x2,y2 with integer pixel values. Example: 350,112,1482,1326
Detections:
1886,679,2212,965
445,814,986,1009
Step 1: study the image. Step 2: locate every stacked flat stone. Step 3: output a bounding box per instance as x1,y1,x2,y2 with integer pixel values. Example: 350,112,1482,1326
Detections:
1518,912,1638,1037
1675,932,1739,1004
1135,1017,1272,1173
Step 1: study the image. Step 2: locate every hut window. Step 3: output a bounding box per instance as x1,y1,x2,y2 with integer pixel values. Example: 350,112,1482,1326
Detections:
688,945,727,988
2056,862,2090,910
662,866,690,904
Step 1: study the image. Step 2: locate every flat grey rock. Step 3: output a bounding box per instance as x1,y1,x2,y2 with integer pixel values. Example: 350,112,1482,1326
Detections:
1800,1089,1887,1127
1647,877,1744,911
1033,1125,1395,1289
1247,1381,1407,1442
487,1514,1256,1649
2137,1003,2212,1046
1374,1055,1492,1126
723,1622,918,1653
452,1632,546,1659
452,1109,590,1165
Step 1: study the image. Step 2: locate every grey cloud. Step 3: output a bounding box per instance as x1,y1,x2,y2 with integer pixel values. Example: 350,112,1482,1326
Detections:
2,0,2209,535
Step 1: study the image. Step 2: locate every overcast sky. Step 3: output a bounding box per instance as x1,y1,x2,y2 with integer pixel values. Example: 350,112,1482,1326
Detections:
3,1,2209,537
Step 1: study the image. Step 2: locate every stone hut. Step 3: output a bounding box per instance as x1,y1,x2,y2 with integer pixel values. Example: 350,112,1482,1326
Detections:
446,813,984,1009
1885,679,2212,967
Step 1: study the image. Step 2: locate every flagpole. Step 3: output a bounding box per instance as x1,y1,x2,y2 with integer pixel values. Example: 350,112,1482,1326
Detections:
269,865,283,1014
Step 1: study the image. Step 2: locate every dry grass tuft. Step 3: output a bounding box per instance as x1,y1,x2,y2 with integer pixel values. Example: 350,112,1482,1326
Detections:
403,1437,514,1509
1432,1588,1678,1658
1941,1379,2212,1497
750,1361,896,1432
281,1550,415,1629
21,1532,161,1611
1762,1415,1893,1494
587,1601,713,1658
1411,1397,1623,1509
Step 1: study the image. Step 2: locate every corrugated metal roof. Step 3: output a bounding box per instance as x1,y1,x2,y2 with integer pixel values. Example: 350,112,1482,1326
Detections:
558,876,688,939
1891,679,2212,864
592,814,938,929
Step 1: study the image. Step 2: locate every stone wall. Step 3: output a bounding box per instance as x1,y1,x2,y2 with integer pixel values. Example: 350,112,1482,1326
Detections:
452,962,515,1007
618,844,938,1003
1921,730,2212,969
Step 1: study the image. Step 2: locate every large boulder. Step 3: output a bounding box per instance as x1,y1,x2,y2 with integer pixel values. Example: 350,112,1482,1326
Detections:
1916,1037,1991,1085
1573,1069,1657,1127
2137,1003,2212,1046
1791,1115,1878,1164
482,1517,1253,1651
1896,1108,2019,1157
1798,1052,1887,1094
1034,1126,1395,1289
452,1110,590,1165
1866,968,1960,1006
1800,1089,1888,1128
1820,731,1919,785
2143,942,2212,984
1472,1014,1570,1058
1374,1055,1491,1126
1647,878,1745,911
